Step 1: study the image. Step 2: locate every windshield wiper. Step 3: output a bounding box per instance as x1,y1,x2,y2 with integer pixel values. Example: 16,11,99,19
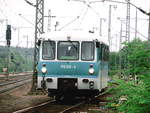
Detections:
68,40,78,51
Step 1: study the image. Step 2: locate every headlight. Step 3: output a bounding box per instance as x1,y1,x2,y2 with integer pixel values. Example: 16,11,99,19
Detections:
89,68,94,75
41,67,47,74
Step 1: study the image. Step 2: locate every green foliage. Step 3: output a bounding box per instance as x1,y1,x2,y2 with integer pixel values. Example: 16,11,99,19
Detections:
0,46,33,73
109,52,120,76
108,78,150,113
108,39,150,113
120,39,150,75
109,52,120,70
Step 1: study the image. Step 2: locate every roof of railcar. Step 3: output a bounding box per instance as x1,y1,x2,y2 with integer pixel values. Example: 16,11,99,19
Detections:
40,31,104,42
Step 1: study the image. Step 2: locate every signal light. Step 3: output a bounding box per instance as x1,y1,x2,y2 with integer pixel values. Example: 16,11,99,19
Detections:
6,25,11,40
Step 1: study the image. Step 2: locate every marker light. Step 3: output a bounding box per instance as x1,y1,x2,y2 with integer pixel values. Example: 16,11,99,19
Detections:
41,67,47,74
89,68,95,75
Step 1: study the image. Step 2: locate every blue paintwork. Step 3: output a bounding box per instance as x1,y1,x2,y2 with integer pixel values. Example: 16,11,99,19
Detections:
37,61,101,78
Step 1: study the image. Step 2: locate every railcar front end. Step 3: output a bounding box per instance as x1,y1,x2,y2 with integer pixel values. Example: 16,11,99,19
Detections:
37,34,109,98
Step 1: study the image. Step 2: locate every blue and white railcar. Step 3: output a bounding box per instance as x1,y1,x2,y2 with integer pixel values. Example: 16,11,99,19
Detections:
37,31,109,99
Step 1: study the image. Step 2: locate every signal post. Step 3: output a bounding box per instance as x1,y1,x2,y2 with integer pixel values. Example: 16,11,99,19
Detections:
6,24,11,79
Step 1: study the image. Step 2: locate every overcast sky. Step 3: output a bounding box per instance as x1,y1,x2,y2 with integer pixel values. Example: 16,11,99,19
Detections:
0,0,149,50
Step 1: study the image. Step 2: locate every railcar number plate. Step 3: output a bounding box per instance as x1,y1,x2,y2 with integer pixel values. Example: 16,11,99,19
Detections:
60,65,77,69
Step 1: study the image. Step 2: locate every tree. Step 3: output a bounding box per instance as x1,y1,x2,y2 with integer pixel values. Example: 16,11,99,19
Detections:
108,39,150,113
121,39,150,76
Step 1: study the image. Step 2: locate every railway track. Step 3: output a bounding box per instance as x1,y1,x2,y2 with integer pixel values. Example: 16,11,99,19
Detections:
59,101,85,113
13,90,109,113
13,100,56,113
0,73,32,94
60,91,108,113
13,99,85,113
0,75,31,86
0,73,32,82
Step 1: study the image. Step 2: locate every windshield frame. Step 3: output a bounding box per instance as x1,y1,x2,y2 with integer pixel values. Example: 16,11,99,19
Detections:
42,40,56,60
81,41,95,61
57,41,80,60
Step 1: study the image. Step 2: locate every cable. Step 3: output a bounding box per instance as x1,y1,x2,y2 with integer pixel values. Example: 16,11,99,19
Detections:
120,20,148,39
90,0,126,4
124,0,150,16
57,0,91,30
79,6,89,25
58,16,80,31
84,2,101,16
0,34,5,39
18,14,34,26
65,0,101,30
69,0,101,16
1,0,35,26
24,0,36,7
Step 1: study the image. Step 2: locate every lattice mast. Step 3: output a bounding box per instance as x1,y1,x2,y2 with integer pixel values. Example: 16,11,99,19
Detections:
124,0,130,73
32,0,44,91
126,0,130,42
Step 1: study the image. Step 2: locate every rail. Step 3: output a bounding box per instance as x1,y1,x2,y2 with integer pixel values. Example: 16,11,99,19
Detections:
13,100,56,113
0,73,32,94
0,79,32,94
12,89,109,113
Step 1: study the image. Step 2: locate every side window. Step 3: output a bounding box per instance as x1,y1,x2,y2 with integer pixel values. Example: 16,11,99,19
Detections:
103,45,109,61
100,44,105,61
81,42,94,61
105,47,107,61
42,41,55,60
99,44,102,60
103,45,105,61
100,44,108,61
99,44,103,60
98,48,101,60
99,44,109,61
106,46,109,61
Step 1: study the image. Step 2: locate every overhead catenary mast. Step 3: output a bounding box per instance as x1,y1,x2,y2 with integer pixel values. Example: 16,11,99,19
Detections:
108,5,117,51
124,0,150,40
126,0,130,42
123,0,130,73
135,9,137,39
119,20,123,73
47,9,51,32
31,0,44,92
99,18,105,36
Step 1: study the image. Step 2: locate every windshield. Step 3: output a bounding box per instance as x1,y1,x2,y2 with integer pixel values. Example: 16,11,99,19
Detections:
81,41,94,61
42,41,55,60
57,41,79,60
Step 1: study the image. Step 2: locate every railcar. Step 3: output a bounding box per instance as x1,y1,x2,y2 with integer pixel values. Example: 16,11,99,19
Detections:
37,31,109,99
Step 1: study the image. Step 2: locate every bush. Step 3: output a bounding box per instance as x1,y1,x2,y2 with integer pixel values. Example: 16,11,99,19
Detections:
108,39,150,113
108,77,150,113
0,46,33,73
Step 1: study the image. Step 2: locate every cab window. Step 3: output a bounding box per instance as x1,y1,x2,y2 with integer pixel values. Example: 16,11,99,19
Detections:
57,41,79,60
81,41,94,61
42,41,55,60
